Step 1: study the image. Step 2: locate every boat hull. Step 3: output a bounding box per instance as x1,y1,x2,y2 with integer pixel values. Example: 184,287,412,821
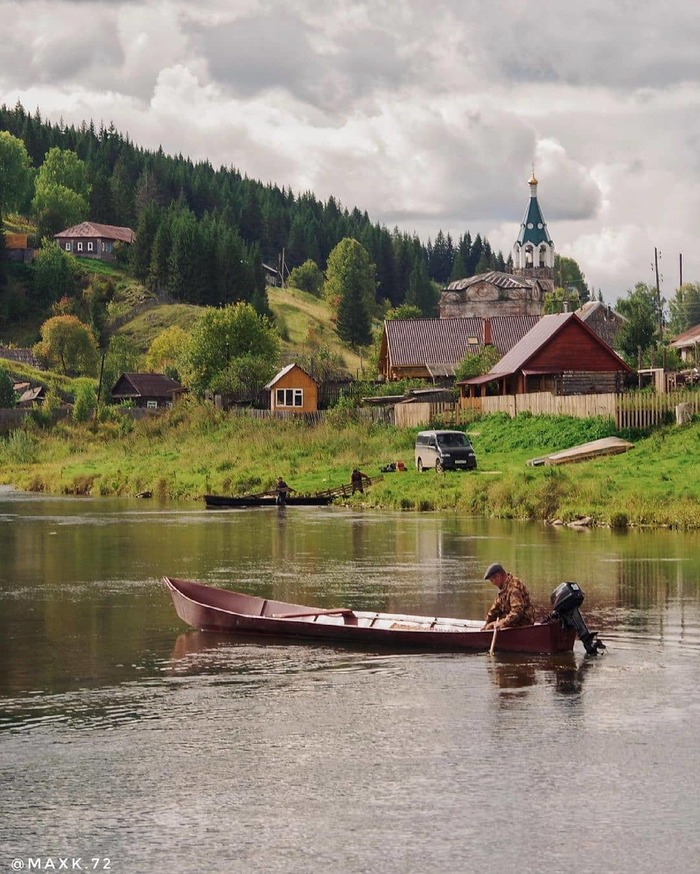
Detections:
164,577,576,655
204,494,333,508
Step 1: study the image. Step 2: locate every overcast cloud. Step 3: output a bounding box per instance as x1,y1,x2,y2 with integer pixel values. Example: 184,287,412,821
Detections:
2,0,699,302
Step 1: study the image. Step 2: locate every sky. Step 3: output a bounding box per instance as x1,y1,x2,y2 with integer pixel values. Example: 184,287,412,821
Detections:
2,0,700,304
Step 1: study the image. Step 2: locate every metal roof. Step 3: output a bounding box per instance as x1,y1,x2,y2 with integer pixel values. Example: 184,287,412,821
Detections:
54,222,135,244
460,312,632,383
515,179,553,248
485,313,577,375
112,373,183,396
383,316,540,368
265,363,316,388
446,271,534,292
669,322,700,348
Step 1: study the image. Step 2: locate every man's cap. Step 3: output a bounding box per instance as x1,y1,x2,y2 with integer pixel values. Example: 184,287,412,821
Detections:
483,563,505,580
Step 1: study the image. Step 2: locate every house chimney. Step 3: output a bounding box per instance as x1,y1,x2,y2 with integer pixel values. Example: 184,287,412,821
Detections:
483,318,492,346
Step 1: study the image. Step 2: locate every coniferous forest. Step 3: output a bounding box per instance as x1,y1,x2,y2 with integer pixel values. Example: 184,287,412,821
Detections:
0,101,508,315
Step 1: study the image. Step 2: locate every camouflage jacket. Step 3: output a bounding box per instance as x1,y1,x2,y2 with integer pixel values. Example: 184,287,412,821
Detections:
485,573,536,628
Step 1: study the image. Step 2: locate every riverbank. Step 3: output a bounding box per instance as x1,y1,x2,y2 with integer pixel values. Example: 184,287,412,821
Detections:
1,399,698,529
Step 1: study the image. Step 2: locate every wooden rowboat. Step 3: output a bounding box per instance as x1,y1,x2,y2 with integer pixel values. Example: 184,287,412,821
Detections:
163,576,577,654
204,494,333,508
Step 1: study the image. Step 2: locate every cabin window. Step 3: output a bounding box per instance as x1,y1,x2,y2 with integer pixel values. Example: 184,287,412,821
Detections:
146,400,158,410
87,241,94,252
65,243,71,252
276,388,303,407
77,242,83,252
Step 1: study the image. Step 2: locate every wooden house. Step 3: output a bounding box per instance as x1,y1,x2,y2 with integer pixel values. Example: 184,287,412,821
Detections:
458,312,633,398
378,316,540,382
54,222,135,261
265,364,318,413
110,373,185,409
576,301,626,349
669,323,700,364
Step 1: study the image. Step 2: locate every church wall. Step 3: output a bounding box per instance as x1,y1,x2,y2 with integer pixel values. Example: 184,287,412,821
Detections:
440,280,546,319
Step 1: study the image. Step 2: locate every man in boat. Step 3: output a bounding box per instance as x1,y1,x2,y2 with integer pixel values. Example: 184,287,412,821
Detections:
273,476,294,505
351,467,369,494
481,563,535,630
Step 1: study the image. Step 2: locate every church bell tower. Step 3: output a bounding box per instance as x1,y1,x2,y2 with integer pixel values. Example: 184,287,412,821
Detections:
512,171,554,281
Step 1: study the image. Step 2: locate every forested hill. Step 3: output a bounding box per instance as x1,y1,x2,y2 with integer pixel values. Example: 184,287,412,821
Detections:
0,101,507,309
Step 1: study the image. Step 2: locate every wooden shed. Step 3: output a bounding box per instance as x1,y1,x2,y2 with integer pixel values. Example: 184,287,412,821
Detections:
265,364,318,413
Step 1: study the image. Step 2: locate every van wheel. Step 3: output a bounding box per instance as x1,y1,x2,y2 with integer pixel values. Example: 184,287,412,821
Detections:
435,459,444,473
417,458,424,472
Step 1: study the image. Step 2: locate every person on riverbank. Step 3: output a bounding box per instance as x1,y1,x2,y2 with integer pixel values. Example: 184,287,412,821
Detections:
273,476,294,505
481,563,535,630
351,468,368,494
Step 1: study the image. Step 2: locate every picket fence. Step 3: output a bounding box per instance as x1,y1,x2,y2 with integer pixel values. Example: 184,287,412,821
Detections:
394,390,700,430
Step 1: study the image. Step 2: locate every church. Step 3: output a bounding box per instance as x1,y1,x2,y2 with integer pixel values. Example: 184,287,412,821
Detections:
439,173,556,319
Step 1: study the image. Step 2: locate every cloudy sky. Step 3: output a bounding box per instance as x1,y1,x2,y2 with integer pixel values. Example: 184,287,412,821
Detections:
2,0,699,303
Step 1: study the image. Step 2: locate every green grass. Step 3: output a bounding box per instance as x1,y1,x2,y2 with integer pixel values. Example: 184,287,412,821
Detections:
1,404,699,528
112,303,203,349
268,286,364,373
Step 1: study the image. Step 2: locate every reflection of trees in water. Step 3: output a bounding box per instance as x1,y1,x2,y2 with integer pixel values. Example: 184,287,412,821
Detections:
614,557,696,610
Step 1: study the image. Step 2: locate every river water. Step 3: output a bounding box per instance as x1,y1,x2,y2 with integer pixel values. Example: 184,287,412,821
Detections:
0,486,698,874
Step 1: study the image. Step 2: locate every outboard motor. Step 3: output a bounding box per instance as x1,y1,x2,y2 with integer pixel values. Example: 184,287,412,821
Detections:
549,582,605,656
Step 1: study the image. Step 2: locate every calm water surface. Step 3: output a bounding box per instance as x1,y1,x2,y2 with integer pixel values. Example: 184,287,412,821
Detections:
1,486,698,873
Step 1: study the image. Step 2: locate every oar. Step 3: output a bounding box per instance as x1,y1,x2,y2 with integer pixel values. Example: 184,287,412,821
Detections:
489,624,498,655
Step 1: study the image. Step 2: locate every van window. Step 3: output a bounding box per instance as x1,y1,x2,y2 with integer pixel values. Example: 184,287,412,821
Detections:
437,433,470,448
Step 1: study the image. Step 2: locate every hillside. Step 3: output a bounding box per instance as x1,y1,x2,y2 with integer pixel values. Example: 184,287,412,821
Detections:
1,240,367,377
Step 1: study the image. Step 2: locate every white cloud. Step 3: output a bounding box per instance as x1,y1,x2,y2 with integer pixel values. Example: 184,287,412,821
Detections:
1,0,700,302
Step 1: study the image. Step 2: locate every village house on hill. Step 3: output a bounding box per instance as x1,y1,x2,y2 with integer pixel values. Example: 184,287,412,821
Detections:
54,222,135,261
440,173,555,319
110,373,184,409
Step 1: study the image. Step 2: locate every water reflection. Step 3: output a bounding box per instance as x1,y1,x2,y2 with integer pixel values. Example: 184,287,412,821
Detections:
2,491,700,874
487,652,590,696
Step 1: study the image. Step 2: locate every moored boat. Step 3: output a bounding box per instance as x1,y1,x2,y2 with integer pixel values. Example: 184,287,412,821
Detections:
163,576,590,654
204,493,333,508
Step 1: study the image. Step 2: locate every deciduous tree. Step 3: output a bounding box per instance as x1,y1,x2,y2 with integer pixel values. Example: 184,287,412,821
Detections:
185,302,280,396
288,259,324,296
668,283,700,335
0,131,33,214
615,282,661,361
33,315,99,376
325,238,375,346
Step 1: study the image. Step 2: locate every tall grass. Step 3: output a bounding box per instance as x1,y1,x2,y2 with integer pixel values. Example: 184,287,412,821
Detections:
0,404,699,528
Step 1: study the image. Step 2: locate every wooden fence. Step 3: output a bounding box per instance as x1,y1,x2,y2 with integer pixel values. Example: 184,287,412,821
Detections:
394,390,700,430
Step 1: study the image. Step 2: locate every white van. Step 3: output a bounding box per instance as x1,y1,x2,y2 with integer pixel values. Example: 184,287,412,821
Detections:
414,430,477,472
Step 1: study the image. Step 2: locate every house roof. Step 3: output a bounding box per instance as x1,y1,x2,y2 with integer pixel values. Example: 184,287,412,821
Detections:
576,301,627,323
111,373,183,397
54,222,135,244
460,312,632,384
383,316,540,370
669,322,700,349
265,363,317,389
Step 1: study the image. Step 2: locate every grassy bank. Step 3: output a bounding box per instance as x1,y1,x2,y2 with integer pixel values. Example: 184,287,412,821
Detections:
0,402,698,529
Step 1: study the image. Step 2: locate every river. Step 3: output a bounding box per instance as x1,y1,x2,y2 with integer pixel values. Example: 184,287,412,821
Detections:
1,487,698,873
